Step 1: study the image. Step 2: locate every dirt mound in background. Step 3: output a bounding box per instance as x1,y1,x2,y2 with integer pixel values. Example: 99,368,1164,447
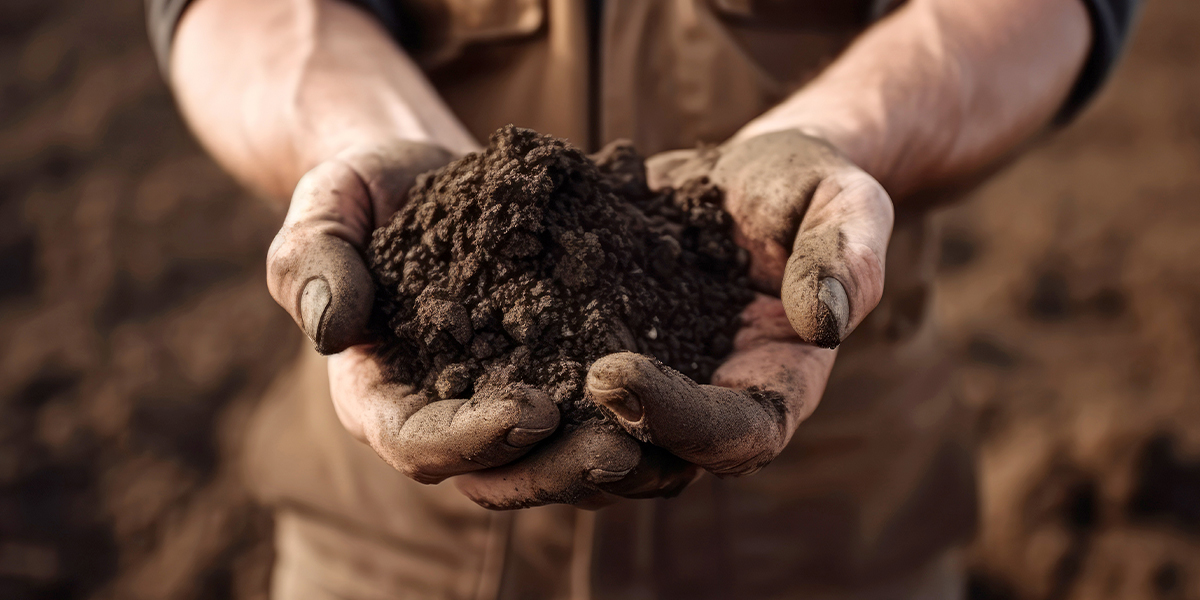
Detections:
366,126,754,422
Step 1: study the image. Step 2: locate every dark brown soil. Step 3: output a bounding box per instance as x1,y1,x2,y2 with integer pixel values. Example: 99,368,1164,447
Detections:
366,126,754,422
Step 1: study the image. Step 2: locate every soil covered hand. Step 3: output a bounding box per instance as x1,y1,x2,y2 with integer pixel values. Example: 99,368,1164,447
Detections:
648,130,893,349
266,141,564,484
583,131,894,476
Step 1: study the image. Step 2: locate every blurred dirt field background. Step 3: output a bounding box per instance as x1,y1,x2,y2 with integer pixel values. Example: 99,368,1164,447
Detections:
0,0,1198,599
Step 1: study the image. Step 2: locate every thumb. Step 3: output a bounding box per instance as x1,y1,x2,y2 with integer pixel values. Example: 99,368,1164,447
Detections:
267,160,376,354
644,148,713,191
266,142,454,354
587,348,825,476
781,170,893,348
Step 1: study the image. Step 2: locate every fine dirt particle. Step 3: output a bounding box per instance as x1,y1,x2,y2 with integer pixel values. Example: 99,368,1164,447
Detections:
366,126,754,425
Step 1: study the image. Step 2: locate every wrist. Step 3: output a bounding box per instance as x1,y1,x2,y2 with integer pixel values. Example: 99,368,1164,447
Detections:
732,75,966,201
729,2,970,200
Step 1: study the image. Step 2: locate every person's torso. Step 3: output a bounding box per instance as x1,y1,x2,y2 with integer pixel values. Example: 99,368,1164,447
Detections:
395,0,898,152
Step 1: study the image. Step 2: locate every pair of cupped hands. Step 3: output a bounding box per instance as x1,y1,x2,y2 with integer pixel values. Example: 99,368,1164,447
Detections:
266,130,894,509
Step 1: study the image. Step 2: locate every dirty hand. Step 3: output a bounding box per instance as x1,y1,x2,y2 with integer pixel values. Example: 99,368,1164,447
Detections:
455,131,893,508
267,141,566,484
586,130,893,476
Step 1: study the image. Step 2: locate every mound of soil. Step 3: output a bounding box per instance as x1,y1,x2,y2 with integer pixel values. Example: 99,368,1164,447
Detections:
366,126,754,423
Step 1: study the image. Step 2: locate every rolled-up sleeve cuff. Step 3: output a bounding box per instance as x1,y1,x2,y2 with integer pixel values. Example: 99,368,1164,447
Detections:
146,0,193,77
1054,0,1144,124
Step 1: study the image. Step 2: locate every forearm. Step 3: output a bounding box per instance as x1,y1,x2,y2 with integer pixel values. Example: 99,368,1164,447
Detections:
170,0,479,201
736,0,1091,199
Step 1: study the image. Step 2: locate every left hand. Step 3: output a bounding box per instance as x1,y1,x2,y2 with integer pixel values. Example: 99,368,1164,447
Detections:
456,130,894,506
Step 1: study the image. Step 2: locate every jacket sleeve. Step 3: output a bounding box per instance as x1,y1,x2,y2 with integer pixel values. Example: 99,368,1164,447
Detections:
1055,0,1144,123
144,0,405,77
145,0,191,77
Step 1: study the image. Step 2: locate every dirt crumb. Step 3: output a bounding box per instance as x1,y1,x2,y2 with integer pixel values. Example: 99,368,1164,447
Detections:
366,125,754,424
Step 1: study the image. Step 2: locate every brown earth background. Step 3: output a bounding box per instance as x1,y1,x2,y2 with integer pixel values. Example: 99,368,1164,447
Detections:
1,1,1198,599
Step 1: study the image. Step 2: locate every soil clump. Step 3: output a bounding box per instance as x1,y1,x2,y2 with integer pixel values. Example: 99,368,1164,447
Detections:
366,125,754,424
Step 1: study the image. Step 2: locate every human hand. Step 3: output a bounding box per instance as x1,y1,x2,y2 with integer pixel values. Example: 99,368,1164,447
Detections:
454,131,893,506
582,131,894,476
267,141,565,484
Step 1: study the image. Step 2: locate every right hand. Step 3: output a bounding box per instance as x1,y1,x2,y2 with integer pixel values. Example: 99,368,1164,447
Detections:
268,141,559,483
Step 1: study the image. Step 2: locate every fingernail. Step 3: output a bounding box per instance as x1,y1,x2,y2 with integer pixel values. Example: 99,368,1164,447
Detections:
608,389,644,422
587,467,633,484
814,277,849,349
301,278,331,345
587,372,645,422
506,425,555,447
505,388,559,447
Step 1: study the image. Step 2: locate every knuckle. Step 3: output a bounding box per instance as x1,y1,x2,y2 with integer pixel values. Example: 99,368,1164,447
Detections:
369,421,443,483
266,225,307,280
295,159,356,196
389,449,444,484
406,468,444,485
468,496,505,510
709,444,777,477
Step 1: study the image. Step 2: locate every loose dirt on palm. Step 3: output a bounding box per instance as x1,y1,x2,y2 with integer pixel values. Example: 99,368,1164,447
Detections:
366,125,754,424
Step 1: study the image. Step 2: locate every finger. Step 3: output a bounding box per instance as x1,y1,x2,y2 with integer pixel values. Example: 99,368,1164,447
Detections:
587,301,835,476
329,348,559,484
267,160,374,354
382,386,560,484
781,169,893,348
597,443,700,500
266,143,453,354
643,148,712,191
587,352,785,476
454,422,647,510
